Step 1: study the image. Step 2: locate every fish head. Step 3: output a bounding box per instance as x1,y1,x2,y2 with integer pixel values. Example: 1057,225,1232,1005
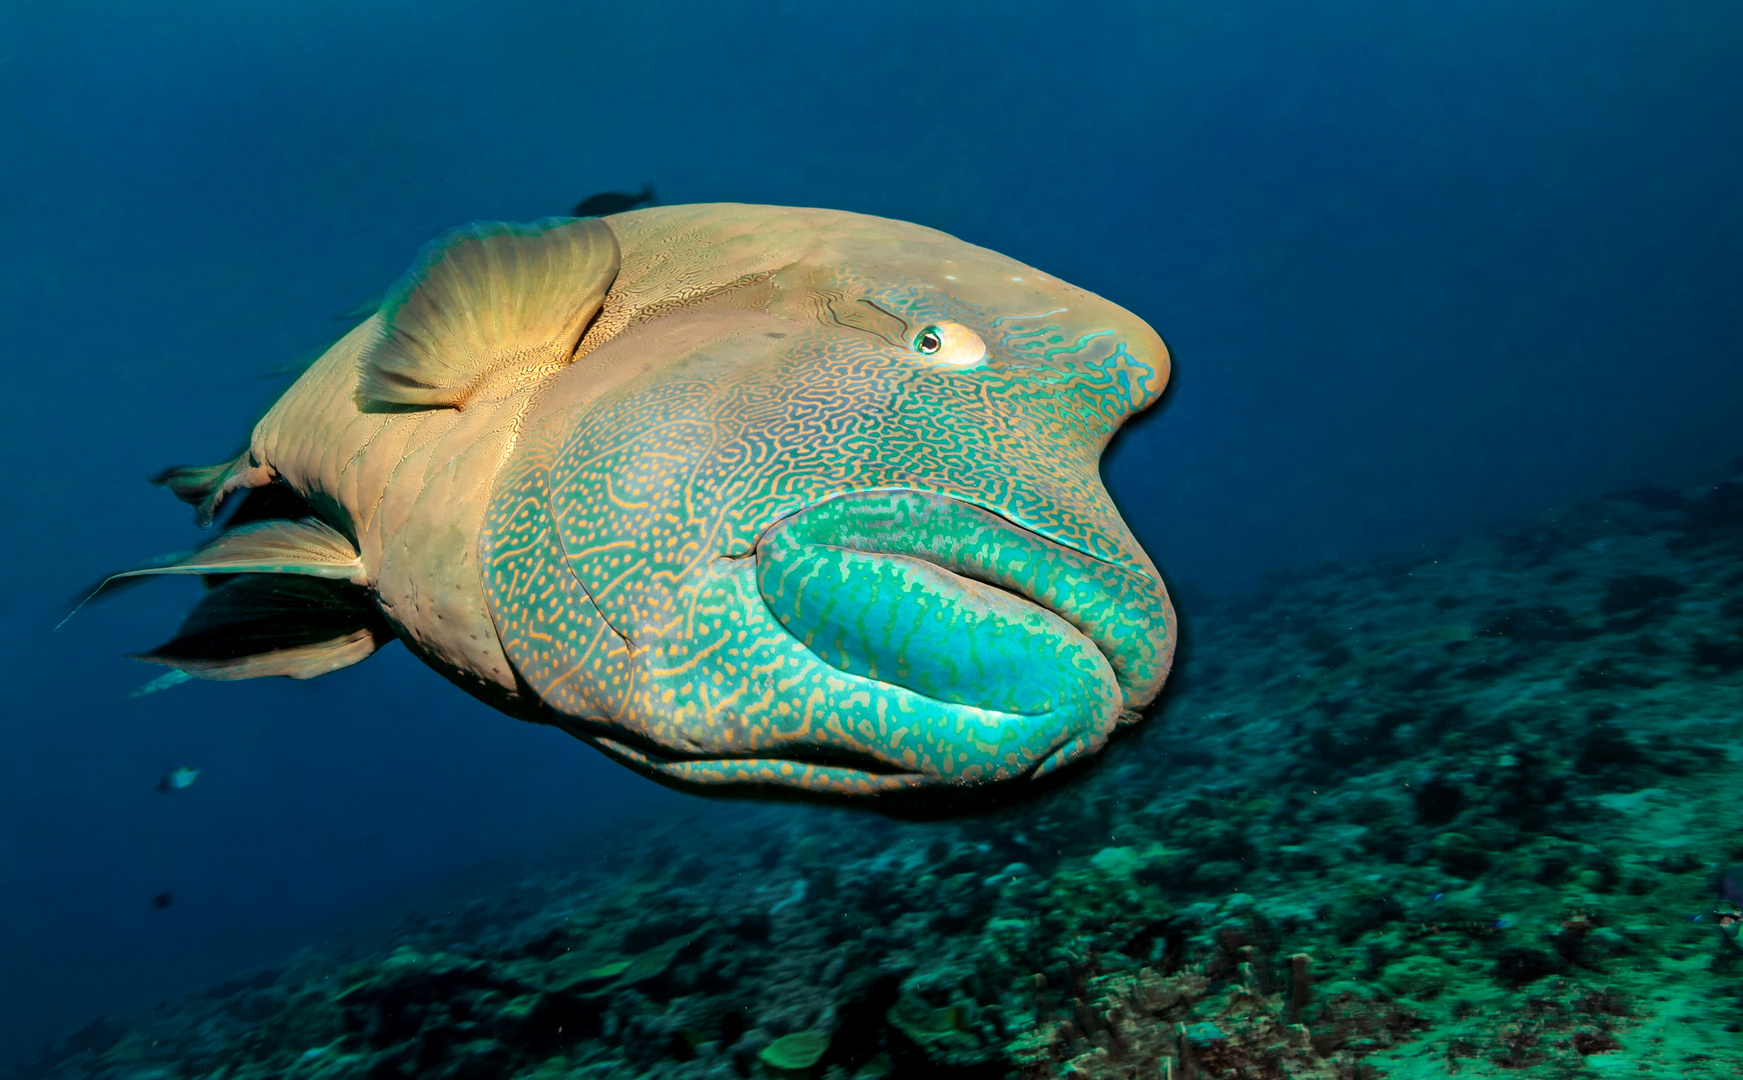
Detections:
484,207,1175,798
778,227,1171,568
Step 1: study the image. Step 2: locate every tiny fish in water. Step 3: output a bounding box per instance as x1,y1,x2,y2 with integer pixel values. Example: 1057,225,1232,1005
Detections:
331,297,383,324
156,766,199,793
1714,865,1743,942
150,891,174,911
1720,865,1743,907
571,184,655,217
88,205,1176,801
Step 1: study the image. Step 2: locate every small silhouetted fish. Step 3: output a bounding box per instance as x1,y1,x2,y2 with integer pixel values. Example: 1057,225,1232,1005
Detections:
1720,865,1743,906
330,297,382,324
156,766,199,793
266,346,330,373
571,184,655,217
1713,866,1743,942
150,891,174,910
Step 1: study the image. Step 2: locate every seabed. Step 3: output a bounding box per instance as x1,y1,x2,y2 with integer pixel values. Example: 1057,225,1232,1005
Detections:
16,466,1743,1080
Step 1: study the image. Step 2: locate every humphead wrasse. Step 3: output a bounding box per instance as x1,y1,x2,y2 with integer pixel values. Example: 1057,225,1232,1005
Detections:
103,204,1176,799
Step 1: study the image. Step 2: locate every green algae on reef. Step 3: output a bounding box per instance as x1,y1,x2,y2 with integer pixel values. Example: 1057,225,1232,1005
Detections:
15,467,1743,1079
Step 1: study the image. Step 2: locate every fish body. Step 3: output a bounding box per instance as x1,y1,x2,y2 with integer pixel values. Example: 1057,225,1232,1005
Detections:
156,766,199,793
116,204,1175,799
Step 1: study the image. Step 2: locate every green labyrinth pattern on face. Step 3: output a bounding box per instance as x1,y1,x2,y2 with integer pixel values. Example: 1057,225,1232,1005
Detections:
481,233,1175,797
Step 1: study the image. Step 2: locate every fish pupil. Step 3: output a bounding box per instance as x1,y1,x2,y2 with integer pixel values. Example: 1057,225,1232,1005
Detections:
916,327,942,354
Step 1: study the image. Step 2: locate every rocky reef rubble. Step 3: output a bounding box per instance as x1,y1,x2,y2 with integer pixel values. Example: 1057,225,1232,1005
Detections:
14,465,1743,1079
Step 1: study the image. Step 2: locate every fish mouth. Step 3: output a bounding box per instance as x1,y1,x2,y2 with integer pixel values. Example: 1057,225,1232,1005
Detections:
549,725,941,798
758,489,1164,704
555,488,1173,798
747,488,1171,788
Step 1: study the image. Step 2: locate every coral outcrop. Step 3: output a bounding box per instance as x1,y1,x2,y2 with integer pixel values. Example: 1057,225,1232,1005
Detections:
14,465,1743,1079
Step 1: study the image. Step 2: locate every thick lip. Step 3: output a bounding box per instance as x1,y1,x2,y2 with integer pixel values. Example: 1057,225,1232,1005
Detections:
553,722,938,796
765,491,1123,684
563,488,1170,795
755,487,1170,703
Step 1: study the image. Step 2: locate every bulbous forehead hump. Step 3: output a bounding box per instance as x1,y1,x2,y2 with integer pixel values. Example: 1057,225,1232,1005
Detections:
605,204,1168,408
793,230,1171,428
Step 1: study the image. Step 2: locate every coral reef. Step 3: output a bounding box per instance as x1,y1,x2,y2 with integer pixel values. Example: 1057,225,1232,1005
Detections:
13,465,1743,1079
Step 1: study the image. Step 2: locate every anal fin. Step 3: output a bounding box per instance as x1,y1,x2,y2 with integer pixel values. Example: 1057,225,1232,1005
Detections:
133,575,392,681
358,216,620,409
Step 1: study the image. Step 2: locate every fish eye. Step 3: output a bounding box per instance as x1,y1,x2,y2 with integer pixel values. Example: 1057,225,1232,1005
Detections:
909,321,988,369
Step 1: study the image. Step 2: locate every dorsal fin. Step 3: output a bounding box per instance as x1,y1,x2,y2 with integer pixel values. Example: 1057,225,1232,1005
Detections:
358,217,620,409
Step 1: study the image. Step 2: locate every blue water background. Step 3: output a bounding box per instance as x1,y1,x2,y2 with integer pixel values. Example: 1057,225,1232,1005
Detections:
1,0,1739,1062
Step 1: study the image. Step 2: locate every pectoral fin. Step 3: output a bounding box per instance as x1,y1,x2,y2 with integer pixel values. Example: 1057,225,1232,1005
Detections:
66,518,365,622
132,575,391,681
358,216,620,409
99,518,363,587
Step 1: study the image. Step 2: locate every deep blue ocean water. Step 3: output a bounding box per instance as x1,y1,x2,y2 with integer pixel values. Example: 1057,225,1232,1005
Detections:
1,0,1739,1065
